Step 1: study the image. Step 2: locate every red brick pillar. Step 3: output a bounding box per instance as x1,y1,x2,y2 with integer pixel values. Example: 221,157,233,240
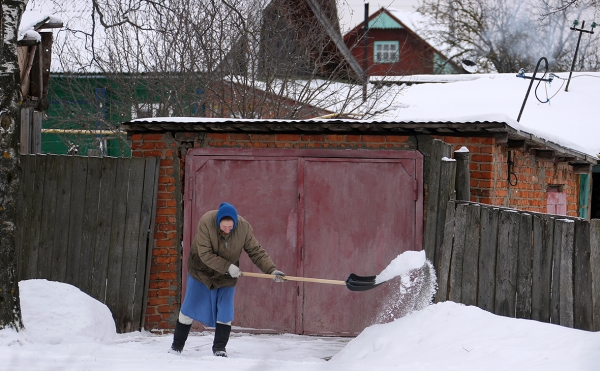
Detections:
131,133,182,332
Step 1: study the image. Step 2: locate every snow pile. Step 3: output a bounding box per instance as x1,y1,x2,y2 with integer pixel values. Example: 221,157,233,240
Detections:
374,251,436,323
332,301,600,370
18,279,116,345
375,250,426,284
375,258,437,323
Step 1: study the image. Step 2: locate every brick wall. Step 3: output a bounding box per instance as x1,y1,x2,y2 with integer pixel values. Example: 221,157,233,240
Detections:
439,136,579,216
131,133,182,331
129,131,581,331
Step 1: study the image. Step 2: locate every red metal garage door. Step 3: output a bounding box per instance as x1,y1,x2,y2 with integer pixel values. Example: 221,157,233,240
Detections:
183,148,423,335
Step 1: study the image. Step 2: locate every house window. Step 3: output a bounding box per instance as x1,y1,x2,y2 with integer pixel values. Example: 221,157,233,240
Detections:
374,41,399,63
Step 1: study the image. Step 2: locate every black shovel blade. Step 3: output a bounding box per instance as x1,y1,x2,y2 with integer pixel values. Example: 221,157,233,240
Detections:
345,273,383,291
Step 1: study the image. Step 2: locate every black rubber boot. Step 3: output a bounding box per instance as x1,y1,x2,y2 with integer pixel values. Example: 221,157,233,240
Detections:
212,323,231,357
170,320,192,353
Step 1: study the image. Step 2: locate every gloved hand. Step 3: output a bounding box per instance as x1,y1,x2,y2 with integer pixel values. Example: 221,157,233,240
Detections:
271,270,286,283
228,264,242,278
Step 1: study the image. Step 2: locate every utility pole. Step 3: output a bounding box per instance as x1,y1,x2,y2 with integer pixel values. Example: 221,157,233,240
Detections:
565,20,597,92
362,3,369,102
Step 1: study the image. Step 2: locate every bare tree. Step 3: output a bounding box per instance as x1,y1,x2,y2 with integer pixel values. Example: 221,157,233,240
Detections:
417,0,600,73
29,0,402,154
0,0,27,331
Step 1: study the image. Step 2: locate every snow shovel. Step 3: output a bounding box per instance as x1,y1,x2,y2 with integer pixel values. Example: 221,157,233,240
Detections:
241,272,383,291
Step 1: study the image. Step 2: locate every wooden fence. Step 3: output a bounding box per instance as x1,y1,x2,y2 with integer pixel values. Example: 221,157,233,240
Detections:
16,155,160,333
436,200,600,331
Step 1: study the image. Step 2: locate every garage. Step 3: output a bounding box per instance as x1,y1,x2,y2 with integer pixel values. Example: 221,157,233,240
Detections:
182,148,423,335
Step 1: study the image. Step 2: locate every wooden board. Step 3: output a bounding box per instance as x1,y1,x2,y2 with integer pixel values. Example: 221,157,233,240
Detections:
531,214,554,323
495,210,519,317
461,203,480,306
573,219,592,330
448,203,467,303
478,206,499,312
516,213,533,319
436,200,455,303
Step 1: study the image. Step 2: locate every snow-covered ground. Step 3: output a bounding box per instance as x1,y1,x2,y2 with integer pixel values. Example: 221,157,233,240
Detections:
1,276,599,371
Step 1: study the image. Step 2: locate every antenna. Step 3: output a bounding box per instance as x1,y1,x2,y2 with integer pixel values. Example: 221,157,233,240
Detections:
515,57,551,122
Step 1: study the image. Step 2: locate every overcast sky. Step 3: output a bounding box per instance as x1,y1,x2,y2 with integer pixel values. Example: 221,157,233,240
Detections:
338,0,421,32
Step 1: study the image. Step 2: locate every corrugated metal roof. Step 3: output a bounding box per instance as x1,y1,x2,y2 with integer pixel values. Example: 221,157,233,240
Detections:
120,117,597,165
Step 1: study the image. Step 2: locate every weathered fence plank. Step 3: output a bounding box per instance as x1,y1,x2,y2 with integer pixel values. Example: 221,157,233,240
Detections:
38,155,60,279
81,157,102,295
461,204,480,306
531,215,554,323
117,158,146,332
90,159,118,303
551,219,563,325
573,219,592,331
137,157,160,330
478,206,499,312
106,159,131,328
25,155,46,278
424,140,452,267
448,203,467,302
436,200,455,303
591,219,600,331
495,210,519,317
516,213,533,319
17,155,36,280
51,156,73,283
435,158,456,270
65,157,88,286
557,219,574,328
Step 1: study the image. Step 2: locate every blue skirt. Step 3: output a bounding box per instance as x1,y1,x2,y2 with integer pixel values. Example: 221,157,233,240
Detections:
180,274,236,327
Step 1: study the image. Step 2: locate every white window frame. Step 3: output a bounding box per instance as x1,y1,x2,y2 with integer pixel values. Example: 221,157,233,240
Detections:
374,41,399,64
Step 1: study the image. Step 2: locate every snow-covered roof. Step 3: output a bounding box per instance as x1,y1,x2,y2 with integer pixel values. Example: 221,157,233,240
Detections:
122,71,600,162
376,72,600,158
18,10,62,43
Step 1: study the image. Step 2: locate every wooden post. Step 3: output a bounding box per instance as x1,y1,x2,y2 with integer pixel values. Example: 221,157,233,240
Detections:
454,148,471,201
573,219,592,330
516,213,533,319
590,219,600,331
461,203,480,306
423,140,452,268
478,206,499,312
531,215,554,323
435,158,456,270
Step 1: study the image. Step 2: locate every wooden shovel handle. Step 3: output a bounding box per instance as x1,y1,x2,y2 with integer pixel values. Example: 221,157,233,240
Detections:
242,272,346,286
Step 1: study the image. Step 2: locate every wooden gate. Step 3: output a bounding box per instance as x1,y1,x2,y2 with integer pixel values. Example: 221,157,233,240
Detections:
16,155,160,333
183,148,423,335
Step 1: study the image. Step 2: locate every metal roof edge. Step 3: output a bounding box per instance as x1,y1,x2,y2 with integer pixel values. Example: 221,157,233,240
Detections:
120,117,597,164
